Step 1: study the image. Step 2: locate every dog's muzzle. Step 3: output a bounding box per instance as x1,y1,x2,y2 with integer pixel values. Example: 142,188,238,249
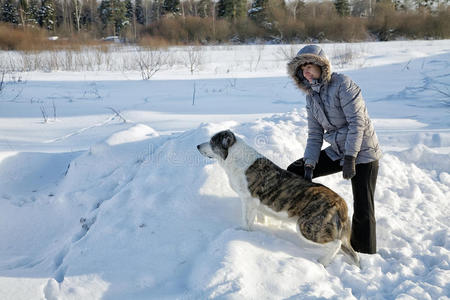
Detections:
197,143,213,158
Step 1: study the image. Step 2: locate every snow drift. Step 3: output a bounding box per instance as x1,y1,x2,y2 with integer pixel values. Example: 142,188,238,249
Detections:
1,111,449,299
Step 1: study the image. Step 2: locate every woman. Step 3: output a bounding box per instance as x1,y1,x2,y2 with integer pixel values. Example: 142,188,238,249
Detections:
286,45,382,254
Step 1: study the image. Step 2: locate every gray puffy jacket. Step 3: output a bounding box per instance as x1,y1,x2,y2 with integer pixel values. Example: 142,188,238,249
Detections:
287,45,382,167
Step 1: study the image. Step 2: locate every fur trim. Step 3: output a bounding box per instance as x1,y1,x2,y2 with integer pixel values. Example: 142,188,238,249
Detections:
287,53,332,93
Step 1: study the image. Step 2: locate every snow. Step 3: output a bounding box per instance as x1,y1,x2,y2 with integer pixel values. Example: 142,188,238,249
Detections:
0,40,449,299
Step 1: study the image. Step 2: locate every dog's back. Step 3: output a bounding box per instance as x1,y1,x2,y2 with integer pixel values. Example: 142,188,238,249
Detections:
246,157,359,265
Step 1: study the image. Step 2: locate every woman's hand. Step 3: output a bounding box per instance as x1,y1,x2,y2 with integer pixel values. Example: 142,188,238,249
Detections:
304,164,314,182
343,156,356,179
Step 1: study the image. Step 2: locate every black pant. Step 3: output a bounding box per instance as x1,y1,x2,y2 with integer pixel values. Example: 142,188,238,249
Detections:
287,150,379,254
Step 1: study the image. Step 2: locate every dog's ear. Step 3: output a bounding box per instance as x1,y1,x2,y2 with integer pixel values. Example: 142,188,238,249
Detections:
211,130,236,160
221,130,236,150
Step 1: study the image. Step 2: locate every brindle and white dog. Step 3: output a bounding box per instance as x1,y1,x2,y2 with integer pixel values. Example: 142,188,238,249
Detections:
197,130,360,267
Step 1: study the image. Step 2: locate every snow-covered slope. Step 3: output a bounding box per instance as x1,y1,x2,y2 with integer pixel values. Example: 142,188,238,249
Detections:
0,41,449,299
1,112,449,299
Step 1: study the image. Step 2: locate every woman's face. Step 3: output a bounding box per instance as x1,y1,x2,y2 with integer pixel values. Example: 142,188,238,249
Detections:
301,64,321,83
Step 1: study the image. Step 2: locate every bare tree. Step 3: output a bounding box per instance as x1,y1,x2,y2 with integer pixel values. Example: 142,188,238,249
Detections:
136,47,168,80
18,0,28,28
52,100,57,120
40,104,48,123
73,0,84,32
106,107,127,122
275,44,297,61
288,0,304,20
184,46,203,75
0,71,5,93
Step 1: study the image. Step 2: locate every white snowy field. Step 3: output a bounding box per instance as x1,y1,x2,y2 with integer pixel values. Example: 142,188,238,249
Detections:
0,40,449,299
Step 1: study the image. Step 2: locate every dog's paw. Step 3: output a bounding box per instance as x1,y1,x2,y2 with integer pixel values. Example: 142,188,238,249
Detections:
317,256,332,268
318,240,342,267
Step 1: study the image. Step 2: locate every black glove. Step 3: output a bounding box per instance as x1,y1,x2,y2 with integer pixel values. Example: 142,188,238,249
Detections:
287,158,305,175
304,164,314,182
342,155,356,179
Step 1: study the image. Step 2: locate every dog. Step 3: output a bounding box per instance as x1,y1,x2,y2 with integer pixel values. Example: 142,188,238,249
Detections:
197,130,360,267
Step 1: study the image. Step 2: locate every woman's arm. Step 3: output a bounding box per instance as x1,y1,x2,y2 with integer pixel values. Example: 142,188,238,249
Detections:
338,76,366,158
304,96,324,167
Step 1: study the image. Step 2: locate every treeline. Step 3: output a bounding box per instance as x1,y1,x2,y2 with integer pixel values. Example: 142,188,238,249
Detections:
0,0,449,48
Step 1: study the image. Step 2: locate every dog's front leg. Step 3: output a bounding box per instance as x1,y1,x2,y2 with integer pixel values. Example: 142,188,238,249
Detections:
255,211,268,225
241,197,259,231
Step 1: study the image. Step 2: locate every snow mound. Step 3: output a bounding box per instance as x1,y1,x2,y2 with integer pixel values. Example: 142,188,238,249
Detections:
0,151,79,206
1,110,449,299
189,228,354,299
105,124,159,146
395,143,450,174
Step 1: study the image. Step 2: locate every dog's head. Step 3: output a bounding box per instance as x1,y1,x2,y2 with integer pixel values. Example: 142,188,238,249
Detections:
197,130,236,161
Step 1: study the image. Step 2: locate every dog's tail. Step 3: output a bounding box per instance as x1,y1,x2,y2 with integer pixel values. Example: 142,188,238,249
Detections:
339,220,360,268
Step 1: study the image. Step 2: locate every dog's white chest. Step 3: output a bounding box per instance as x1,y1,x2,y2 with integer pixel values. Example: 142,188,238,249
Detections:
220,139,263,197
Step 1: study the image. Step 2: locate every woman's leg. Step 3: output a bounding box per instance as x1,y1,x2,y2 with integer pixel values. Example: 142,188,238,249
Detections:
350,160,379,254
287,150,342,178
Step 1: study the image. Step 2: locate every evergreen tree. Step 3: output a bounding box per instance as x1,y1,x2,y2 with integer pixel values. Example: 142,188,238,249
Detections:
27,0,40,24
162,0,180,15
79,0,98,31
334,0,350,16
249,0,285,28
135,0,145,24
415,0,436,11
112,0,127,33
124,0,133,20
123,0,133,38
217,0,246,21
38,0,56,30
393,0,404,10
248,0,268,24
98,0,127,35
98,0,111,27
1,0,19,23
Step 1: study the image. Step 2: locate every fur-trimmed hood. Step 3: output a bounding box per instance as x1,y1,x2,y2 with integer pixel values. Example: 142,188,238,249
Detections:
287,45,332,93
